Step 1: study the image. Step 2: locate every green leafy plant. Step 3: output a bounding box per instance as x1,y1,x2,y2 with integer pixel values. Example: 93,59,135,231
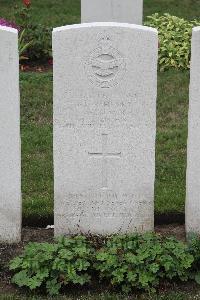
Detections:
187,236,200,285
23,25,52,61
10,233,200,295
13,0,52,61
10,236,94,296
19,29,33,61
94,233,194,293
145,13,200,71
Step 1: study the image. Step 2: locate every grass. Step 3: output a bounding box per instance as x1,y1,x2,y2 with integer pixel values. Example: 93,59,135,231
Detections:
18,69,189,223
0,0,191,222
20,72,53,224
1,0,200,27
144,0,200,20
155,70,189,214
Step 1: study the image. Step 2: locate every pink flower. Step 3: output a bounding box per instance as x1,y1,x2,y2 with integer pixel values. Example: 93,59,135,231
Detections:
0,18,20,31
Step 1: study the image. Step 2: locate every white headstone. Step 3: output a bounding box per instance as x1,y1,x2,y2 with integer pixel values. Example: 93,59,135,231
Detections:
0,26,21,243
186,27,200,236
81,0,143,25
53,23,158,236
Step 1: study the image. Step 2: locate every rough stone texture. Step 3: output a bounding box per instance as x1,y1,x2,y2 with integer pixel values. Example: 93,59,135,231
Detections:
53,23,158,236
186,27,200,236
81,0,143,25
0,26,21,243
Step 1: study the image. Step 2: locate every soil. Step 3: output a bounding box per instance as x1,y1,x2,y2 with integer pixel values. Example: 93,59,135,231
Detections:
0,225,185,295
155,223,186,240
0,227,53,294
20,60,53,72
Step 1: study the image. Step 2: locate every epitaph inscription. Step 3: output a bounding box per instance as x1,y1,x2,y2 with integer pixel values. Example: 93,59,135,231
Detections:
56,90,142,130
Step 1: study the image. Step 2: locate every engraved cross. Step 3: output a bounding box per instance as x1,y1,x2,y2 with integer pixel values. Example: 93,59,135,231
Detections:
88,134,121,189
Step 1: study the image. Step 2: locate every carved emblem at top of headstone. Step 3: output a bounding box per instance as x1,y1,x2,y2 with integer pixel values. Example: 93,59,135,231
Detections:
85,36,126,88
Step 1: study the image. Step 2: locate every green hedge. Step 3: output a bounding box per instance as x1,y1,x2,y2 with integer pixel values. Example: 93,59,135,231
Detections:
145,13,200,71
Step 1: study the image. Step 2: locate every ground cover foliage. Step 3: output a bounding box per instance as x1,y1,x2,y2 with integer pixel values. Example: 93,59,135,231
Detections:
10,236,93,296
8,233,200,296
